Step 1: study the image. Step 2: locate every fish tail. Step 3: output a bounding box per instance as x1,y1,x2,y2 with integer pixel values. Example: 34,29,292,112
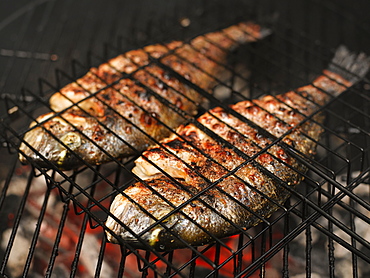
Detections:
327,45,370,84
227,21,272,42
310,46,370,102
204,21,271,51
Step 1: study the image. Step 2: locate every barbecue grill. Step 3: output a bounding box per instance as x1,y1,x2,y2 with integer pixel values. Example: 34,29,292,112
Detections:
1,0,370,277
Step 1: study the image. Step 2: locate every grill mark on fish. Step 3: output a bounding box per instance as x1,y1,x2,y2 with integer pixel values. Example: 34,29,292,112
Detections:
106,46,370,251
19,22,267,170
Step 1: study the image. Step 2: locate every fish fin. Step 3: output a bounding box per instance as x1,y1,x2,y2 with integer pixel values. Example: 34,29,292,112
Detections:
258,26,273,40
328,45,370,83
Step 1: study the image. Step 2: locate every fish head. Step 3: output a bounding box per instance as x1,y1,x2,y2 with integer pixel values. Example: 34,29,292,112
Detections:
105,190,194,251
105,184,221,251
19,113,86,170
113,217,186,251
55,131,83,167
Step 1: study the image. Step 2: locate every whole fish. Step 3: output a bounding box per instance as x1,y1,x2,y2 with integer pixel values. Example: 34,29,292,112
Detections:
18,22,269,170
106,46,369,251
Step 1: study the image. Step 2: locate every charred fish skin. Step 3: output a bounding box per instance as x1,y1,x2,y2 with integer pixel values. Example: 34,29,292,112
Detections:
19,22,269,170
106,46,370,251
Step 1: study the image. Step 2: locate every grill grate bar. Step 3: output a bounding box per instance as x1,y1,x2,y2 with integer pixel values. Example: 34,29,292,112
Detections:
163,250,174,277
70,196,90,276
44,201,70,278
117,246,127,278
259,224,268,277
21,182,52,277
94,235,107,278
235,235,244,275
0,156,18,212
0,166,33,275
350,197,359,278
282,207,290,278
327,207,335,277
305,225,313,277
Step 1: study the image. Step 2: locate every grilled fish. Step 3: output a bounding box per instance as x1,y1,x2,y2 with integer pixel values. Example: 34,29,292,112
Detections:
106,46,369,251
19,22,269,170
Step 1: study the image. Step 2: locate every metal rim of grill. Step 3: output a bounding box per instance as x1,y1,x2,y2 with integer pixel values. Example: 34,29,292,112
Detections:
1,0,370,277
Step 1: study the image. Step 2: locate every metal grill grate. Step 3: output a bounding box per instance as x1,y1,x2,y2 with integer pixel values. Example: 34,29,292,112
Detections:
1,0,370,277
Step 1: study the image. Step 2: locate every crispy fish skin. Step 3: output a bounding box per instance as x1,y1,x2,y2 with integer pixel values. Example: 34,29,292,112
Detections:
106,46,370,251
19,22,268,170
